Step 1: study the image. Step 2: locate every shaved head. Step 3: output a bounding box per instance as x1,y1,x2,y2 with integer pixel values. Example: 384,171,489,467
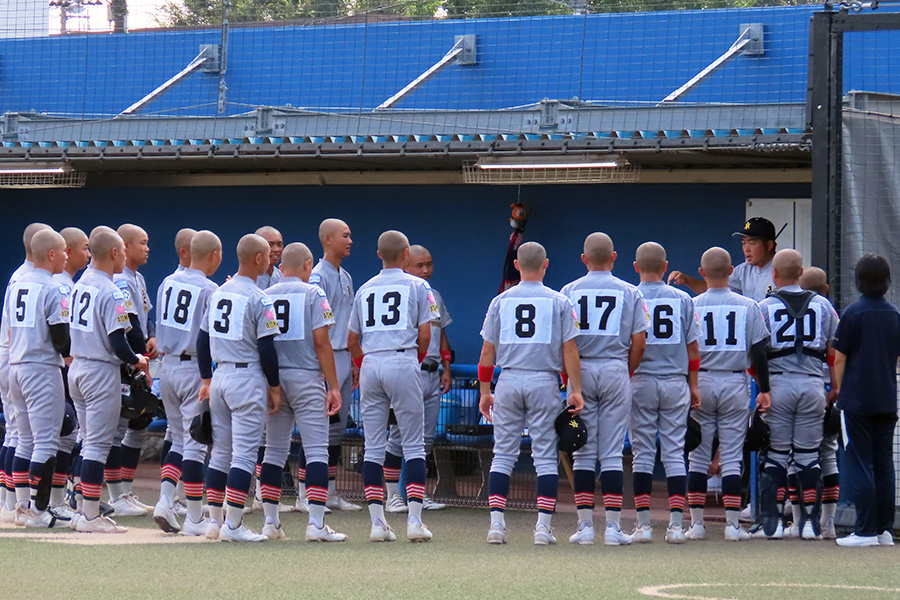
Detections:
517,241,547,272
90,227,123,258
60,227,88,249
281,242,313,270
409,244,430,259
378,230,410,263
236,234,269,265
701,247,732,279
319,218,348,245
772,249,803,283
190,230,221,262
175,228,197,254
635,241,667,273
117,223,147,244
799,266,828,295
31,229,64,258
255,225,281,239
23,223,52,258
584,232,614,266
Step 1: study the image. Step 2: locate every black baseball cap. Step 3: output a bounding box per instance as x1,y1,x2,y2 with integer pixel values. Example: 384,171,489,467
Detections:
733,217,776,240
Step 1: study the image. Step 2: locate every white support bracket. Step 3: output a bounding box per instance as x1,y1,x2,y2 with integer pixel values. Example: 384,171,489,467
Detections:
658,23,764,105
376,35,477,111
118,45,219,117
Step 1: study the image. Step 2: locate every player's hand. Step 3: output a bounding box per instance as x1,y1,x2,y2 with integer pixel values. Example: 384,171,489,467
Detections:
325,388,342,416
440,371,451,395
198,380,211,402
351,363,360,391
826,387,839,407
145,337,158,360
667,271,687,286
566,391,584,416
267,386,282,415
756,391,771,412
690,385,701,409
479,392,494,423
64,356,73,367
135,355,151,378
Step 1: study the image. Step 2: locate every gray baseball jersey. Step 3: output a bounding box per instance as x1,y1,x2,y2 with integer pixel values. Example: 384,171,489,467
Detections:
425,288,452,361
692,288,769,371
200,275,280,364
266,277,335,370
1,260,34,350
349,268,438,353
256,266,284,290
1,261,34,448
728,260,774,303
310,259,354,350
69,268,131,363
635,281,701,376
481,281,578,372
155,267,219,357
560,271,649,361
758,285,839,377
52,270,76,290
114,266,154,338
5,268,69,367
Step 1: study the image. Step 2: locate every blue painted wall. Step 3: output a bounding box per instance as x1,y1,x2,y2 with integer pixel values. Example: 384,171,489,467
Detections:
0,181,809,362
1,6,897,119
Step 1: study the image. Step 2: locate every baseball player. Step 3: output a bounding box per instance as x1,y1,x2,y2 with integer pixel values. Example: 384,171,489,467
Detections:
257,242,347,541
479,241,584,546
173,228,196,274
48,226,91,520
385,244,452,513
798,266,840,539
152,230,222,536
757,250,838,540
255,226,284,289
347,230,439,543
198,233,281,542
685,247,771,541
305,218,361,512
108,223,156,517
561,233,648,546
630,242,702,544
0,222,51,525
68,226,150,533
5,229,70,528
669,217,777,303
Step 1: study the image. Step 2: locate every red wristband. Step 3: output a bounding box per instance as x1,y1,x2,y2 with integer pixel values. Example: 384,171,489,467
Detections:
352,355,364,369
417,352,427,364
688,358,700,372
827,355,835,367
560,373,569,386
477,364,494,383
440,350,452,363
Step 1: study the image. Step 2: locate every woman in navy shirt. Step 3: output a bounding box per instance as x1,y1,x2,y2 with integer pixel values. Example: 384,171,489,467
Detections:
832,254,900,547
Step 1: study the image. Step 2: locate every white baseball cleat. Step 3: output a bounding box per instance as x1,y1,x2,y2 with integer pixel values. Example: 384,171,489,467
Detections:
632,524,653,543
14,504,28,527
604,523,633,546
68,513,82,530
533,523,557,546
76,515,127,533
369,519,397,542
277,503,295,513
724,523,751,541
486,522,508,545
423,497,446,511
665,523,687,544
262,521,286,540
877,531,895,546
172,500,188,517
124,492,153,513
25,508,58,529
326,495,362,511
219,523,267,542
821,516,837,540
385,494,408,514
112,494,149,517
50,504,74,522
181,517,209,537
407,517,433,542
204,519,221,540
306,522,347,542
294,496,309,513
836,533,879,547
685,521,706,540
801,520,821,541
0,506,16,524
568,521,595,545
786,523,800,538
153,498,181,534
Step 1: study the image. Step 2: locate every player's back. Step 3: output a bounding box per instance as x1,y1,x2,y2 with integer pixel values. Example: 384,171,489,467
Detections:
156,268,219,356
692,287,769,371
6,268,68,367
205,275,278,365
635,281,700,376
1,261,34,350
481,281,576,372
266,277,335,370
70,267,128,363
561,270,647,362
310,259,353,350
350,268,437,354
759,287,838,377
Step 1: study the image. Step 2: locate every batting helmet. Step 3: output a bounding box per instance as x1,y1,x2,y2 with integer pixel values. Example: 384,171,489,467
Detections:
190,398,213,445
744,407,770,452
684,414,702,453
60,402,77,437
120,365,159,421
823,404,841,438
555,405,587,453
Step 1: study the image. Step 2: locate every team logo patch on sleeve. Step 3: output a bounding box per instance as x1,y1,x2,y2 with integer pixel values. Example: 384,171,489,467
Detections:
315,287,327,298
265,309,276,320
265,319,279,330
260,296,274,307
116,280,129,290
58,285,70,296
309,274,321,285
112,290,125,301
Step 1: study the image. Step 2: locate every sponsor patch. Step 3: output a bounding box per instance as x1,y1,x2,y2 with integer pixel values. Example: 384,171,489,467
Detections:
116,314,129,324
265,320,278,330
323,310,334,320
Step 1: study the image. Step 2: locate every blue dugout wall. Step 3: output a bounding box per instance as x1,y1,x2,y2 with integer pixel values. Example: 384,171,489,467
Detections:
0,182,809,362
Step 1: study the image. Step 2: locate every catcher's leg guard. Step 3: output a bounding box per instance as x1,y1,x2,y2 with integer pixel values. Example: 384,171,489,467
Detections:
795,450,822,536
760,449,788,537
32,455,57,511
